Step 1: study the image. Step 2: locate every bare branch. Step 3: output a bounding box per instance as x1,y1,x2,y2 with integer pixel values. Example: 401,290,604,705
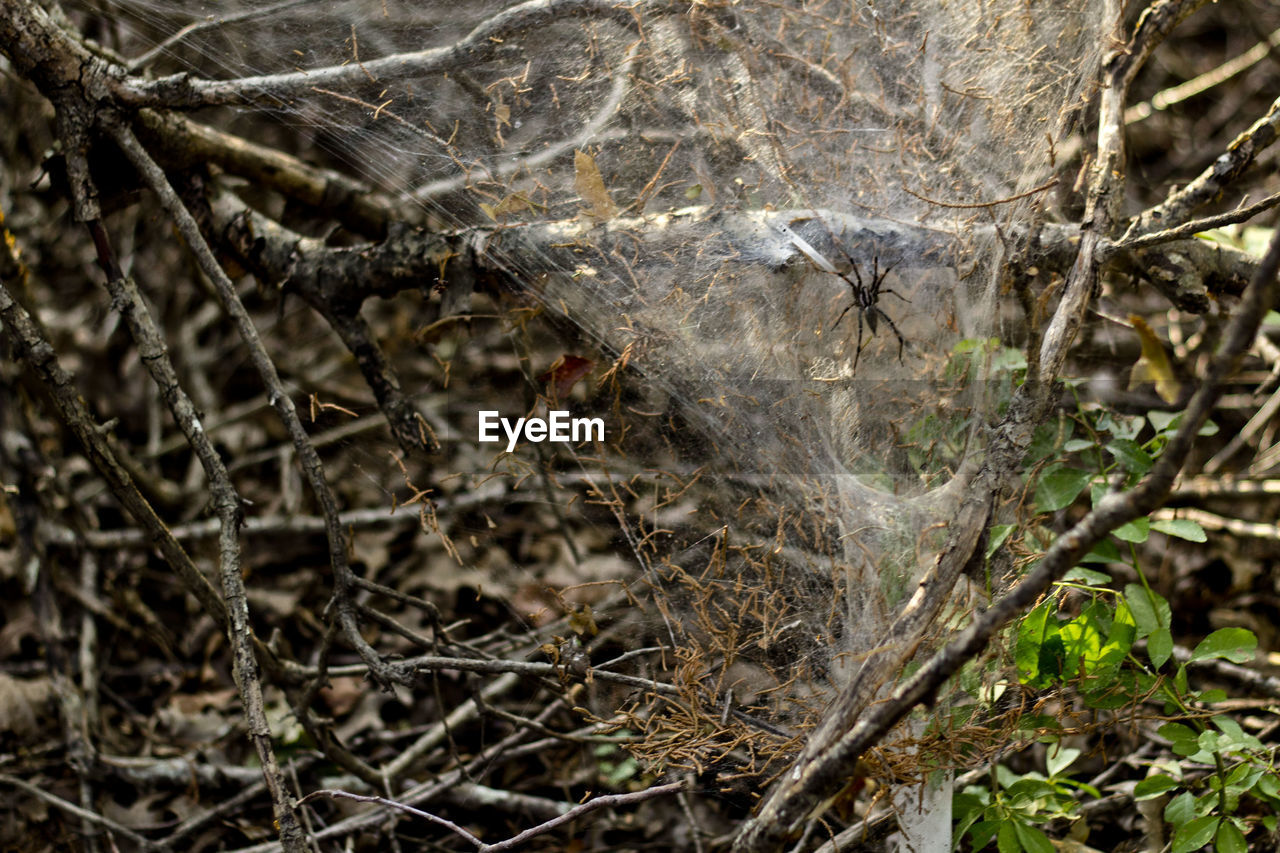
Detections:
121,0,640,110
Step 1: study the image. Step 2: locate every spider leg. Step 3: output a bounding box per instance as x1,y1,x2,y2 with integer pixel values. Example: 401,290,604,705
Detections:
870,260,907,299
828,235,865,285
852,309,866,372
830,301,855,331
874,307,909,364
847,262,865,293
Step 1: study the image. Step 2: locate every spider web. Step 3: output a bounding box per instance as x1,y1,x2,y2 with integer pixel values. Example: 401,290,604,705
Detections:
71,0,1109,775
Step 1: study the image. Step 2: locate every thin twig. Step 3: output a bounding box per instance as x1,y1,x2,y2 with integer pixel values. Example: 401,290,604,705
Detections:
299,790,485,849
125,0,312,71
900,177,1058,210
1124,25,1280,125
301,780,685,853
1115,190,1280,252
0,278,227,623
83,218,304,850
0,773,158,850
1124,94,1280,242
106,118,400,692
121,0,640,110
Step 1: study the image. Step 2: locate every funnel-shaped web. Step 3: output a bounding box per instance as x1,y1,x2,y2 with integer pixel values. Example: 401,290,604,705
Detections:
83,0,1108,801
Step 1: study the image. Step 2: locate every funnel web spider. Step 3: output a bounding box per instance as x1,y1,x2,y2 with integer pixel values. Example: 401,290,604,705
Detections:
828,253,909,372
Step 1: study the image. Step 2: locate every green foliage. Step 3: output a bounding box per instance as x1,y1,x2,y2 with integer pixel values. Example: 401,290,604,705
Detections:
592,734,644,787
952,747,1096,852
955,377,1273,851
908,339,1027,487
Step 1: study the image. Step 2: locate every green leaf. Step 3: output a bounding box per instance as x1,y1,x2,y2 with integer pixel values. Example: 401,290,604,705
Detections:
986,524,1014,559
1013,823,1055,853
952,337,996,355
1196,730,1221,754
1112,516,1150,543
1024,417,1073,466
1017,598,1064,687
1195,228,1238,248
1059,616,1102,680
1101,600,1137,663
1035,467,1093,512
1257,773,1280,800
1107,439,1154,474
1098,412,1144,440
1190,628,1257,664
1246,227,1280,257
1148,626,1173,670
997,821,1020,853
1079,538,1122,565
952,796,986,847
992,347,1028,373
968,819,1000,850
1046,745,1081,778
1165,790,1196,826
1171,815,1218,853
1134,774,1181,800
1081,685,1131,709
1158,723,1202,757
1062,566,1112,585
1125,584,1171,638
1211,716,1263,751
1148,410,1179,433
1151,518,1207,542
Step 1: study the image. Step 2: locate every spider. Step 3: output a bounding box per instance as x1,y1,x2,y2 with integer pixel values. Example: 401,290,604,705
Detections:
828,253,909,371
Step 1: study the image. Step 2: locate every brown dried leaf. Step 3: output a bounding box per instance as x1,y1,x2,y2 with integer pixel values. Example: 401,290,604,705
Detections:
537,354,595,402
1128,315,1181,404
568,603,598,637
574,150,618,220
0,672,52,737
0,490,14,546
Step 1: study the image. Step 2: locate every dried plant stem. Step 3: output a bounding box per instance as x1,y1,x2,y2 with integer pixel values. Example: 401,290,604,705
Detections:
121,0,639,110
299,781,686,853
105,118,399,691
82,217,305,850
0,773,157,850
1115,190,1280,252
0,279,226,623
1124,93,1280,241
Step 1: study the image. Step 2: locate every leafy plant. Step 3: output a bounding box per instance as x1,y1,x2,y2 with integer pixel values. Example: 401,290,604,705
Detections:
954,383,1271,851
953,746,1097,852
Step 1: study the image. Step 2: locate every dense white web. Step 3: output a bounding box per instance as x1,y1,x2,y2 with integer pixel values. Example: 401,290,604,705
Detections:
74,0,1109,747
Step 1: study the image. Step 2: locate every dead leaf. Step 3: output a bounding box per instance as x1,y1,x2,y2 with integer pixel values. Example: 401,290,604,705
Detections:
478,192,544,221
1128,315,1181,404
538,355,595,402
320,676,365,716
568,603,598,638
574,150,618,220
0,672,53,737
0,489,14,546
